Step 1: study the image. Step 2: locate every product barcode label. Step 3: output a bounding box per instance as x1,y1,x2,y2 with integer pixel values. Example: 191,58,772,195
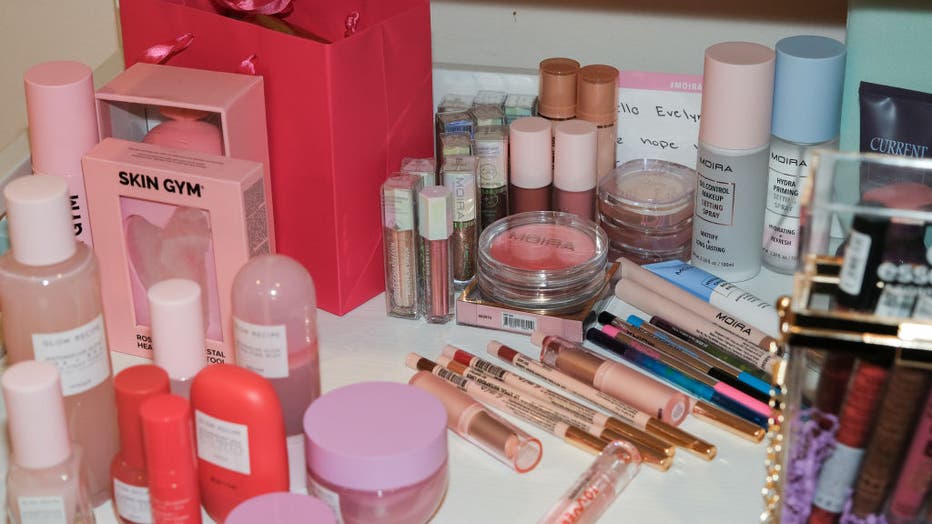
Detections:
473,359,508,379
502,312,536,333
436,367,469,389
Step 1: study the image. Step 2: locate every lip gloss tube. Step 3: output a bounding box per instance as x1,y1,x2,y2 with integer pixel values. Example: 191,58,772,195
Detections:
441,155,479,287
418,186,454,323
509,117,553,214
537,440,641,524
553,120,598,220
381,174,422,319
532,332,690,426
408,370,543,473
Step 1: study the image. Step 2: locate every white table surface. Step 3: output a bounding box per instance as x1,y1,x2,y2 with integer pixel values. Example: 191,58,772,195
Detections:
1,267,794,524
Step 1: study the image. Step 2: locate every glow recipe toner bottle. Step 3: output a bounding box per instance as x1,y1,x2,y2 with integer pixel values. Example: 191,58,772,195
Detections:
0,175,119,505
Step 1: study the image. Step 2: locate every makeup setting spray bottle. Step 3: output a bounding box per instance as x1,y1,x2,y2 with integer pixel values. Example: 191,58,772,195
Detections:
692,42,775,281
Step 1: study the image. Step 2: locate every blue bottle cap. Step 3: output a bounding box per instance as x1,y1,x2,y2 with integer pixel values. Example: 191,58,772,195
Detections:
771,35,847,144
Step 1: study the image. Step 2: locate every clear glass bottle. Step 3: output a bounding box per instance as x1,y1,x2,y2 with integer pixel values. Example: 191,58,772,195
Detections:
232,254,321,492
3,361,96,524
0,175,118,506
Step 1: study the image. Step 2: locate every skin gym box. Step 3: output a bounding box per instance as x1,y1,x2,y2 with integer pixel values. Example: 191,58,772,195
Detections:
95,62,275,253
83,138,272,363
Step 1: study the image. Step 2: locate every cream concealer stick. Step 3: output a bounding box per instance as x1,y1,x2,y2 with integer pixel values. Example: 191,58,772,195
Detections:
480,342,715,460
405,354,672,470
437,355,677,459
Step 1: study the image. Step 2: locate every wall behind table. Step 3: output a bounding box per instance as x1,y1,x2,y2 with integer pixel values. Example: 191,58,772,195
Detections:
0,0,846,183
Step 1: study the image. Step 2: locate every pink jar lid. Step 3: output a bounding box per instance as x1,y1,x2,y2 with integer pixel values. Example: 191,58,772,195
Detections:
226,493,336,524
304,382,448,491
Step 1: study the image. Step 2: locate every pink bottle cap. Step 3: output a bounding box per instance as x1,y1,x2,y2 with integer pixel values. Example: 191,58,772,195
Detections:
699,42,775,150
3,174,76,266
304,382,448,491
554,120,598,192
148,279,207,380
24,61,99,178
2,361,72,469
509,117,553,189
227,493,336,524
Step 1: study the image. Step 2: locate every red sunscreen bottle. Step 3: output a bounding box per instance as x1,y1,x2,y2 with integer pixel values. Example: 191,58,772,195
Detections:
190,364,289,522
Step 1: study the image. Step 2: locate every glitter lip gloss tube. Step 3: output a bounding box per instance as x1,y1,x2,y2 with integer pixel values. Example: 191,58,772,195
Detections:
381,174,422,319
441,155,479,287
537,440,641,524
418,186,454,323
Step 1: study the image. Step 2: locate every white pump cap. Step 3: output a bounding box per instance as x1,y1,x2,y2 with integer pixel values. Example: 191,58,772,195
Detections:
4,174,76,266
2,361,72,469
148,279,207,380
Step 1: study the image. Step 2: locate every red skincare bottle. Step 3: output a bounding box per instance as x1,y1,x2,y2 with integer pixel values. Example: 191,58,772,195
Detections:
112,365,171,524
140,394,202,524
190,364,289,522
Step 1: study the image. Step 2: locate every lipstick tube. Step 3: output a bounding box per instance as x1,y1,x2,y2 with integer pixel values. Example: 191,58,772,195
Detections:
418,186,454,323
409,370,542,473
533,332,690,426
537,440,641,524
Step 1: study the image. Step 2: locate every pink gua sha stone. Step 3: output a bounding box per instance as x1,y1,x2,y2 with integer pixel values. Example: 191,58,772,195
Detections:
125,206,212,325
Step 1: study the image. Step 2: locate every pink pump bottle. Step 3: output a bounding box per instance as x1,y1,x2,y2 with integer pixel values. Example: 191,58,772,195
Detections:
3,361,96,524
231,254,321,492
0,175,119,506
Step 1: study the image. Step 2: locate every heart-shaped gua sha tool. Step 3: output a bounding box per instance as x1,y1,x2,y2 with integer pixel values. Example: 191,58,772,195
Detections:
125,206,212,328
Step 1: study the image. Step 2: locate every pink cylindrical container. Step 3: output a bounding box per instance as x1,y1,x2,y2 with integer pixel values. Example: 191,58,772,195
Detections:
553,120,598,221
509,117,553,214
303,382,449,524
598,159,696,264
24,61,99,245
148,278,207,399
227,493,336,524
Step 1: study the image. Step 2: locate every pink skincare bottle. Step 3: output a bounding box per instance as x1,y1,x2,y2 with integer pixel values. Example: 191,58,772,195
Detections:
24,61,99,246
148,278,208,399
3,361,96,524
232,254,321,493
303,382,449,524
509,117,554,214
0,174,119,506
142,107,224,155
226,493,337,524
553,119,599,220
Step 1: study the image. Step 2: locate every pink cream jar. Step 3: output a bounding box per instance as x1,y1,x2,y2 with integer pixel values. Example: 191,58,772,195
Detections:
303,382,449,524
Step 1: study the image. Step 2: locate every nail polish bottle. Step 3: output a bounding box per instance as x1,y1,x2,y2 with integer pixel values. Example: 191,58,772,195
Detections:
140,394,202,524
509,117,553,214
112,365,170,524
232,253,321,492
762,35,846,274
0,174,119,506
553,119,599,221
148,278,207,399
24,61,99,245
577,64,620,182
418,186,454,324
693,42,775,281
3,361,96,524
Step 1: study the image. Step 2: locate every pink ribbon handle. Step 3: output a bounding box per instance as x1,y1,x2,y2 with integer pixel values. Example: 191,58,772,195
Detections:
237,54,258,75
213,0,293,16
138,32,195,64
